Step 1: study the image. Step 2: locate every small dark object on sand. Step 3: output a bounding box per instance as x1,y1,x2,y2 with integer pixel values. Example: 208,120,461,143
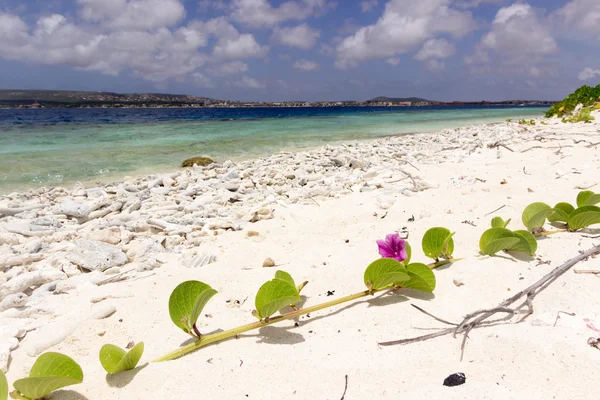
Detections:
443,373,466,387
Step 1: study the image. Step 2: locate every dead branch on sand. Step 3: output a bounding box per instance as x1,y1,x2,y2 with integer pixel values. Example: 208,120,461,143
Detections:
379,244,600,360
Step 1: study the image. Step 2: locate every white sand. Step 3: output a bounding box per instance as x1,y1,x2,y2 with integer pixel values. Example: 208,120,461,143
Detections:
2,115,600,399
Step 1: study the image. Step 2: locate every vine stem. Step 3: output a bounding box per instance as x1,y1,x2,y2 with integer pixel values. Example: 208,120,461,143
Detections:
534,229,567,237
154,290,373,362
429,258,462,269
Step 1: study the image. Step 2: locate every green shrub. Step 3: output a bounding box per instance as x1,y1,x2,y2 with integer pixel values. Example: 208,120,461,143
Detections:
546,84,600,117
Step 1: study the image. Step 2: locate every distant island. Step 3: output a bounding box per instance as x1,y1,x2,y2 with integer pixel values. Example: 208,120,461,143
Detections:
0,89,553,109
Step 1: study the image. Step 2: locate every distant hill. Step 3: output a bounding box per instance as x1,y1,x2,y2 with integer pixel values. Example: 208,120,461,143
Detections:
0,89,214,105
368,96,431,103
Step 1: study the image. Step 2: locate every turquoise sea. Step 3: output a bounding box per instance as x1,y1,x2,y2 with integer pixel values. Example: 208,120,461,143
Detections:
0,105,546,193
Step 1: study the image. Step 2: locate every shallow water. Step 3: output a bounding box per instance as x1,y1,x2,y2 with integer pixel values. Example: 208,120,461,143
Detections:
0,105,545,192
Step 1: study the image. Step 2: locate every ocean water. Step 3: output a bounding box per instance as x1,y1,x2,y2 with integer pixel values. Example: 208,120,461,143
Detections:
0,105,546,193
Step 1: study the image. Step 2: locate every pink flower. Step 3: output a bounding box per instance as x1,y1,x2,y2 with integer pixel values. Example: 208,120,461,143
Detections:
376,233,407,263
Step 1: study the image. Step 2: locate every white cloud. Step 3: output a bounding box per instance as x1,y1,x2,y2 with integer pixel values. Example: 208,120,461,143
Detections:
198,0,228,10
230,0,336,28
414,38,455,60
386,57,400,66
213,33,269,59
360,0,378,12
463,49,489,65
209,61,249,76
553,0,600,36
192,72,215,88
479,3,558,65
77,0,185,30
335,0,475,68
235,76,266,88
455,0,506,8
271,24,320,49
293,59,319,71
578,67,600,81
0,7,268,83
425,59,445,71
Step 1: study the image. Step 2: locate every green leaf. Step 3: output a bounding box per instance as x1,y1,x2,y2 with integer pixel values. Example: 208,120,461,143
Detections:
567,206,600,231
511,230,538,255
400,263,436,292
401,242,412,266
1,370,7,400
364,258,410,290
576,191,600,207
274,270,295,287
548,202,575,223
99,342,144,375
255,275,301,319
491,217,510,228
522,202,553,231
421,227,454,260
479,228,520,255
169,281,218,334
12,352,83,399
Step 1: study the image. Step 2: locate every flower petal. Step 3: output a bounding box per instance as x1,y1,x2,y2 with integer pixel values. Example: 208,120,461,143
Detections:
376,239,395,258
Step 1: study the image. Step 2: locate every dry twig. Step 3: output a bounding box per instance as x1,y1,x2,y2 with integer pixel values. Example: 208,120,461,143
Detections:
378,244,600,359
488,142,515,152
574,269,600,275
340,375,349,400
484,204,506,217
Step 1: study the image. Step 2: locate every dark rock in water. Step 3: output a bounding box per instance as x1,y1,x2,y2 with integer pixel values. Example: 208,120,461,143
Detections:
443,373,466,387
181,157,214,167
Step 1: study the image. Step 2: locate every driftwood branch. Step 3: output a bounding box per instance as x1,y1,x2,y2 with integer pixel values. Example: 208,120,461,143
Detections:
379,244,600,359
487,142,514,152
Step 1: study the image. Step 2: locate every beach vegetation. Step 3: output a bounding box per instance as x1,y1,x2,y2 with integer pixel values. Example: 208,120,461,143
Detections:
524,191,600,232
9,352,83,400
421,227,455,262
479,218,537,256
155,231,443,362
99,342,144,375
564,107,594,123
546,84,600,118
1,370,7,400
518,119,535,125
253,270,304,320
169,281,218,338
522,202,553,232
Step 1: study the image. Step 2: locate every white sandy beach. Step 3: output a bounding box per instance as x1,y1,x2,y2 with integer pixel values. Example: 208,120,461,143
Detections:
1,115,600,399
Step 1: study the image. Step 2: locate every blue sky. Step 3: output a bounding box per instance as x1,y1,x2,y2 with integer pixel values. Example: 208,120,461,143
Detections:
0,0,599,101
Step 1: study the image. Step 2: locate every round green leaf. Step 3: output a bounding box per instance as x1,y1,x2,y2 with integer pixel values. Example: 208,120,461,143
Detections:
511,230,538,255
364,258,410,291
421,227,455,260
491,217,510,228
13,352,83,399
548,202,574,223
1,370,7,400
479,228,520,255
274,270,296,287
522,202,553,231
99,342,144,375
576,191,600,208
567,206,600,231
400,263,436,292
169,281,218,333
255,276,301,319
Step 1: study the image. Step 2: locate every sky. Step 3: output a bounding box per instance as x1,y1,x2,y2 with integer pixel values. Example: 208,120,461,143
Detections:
0,0,599,102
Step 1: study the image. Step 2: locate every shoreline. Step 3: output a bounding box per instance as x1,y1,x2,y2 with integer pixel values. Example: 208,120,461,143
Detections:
0,112,541,196
2,115,600,399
